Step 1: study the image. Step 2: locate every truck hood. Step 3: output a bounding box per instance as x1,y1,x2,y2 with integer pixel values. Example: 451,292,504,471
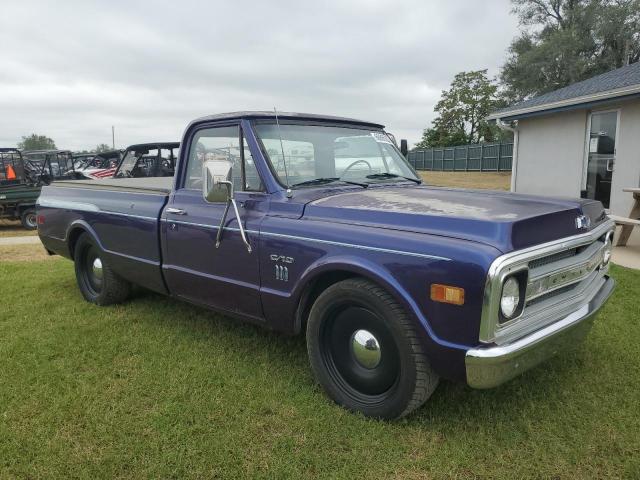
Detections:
302,185,608,253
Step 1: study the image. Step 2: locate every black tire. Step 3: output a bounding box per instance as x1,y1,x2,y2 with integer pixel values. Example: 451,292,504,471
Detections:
20,208,37,230
74,233,131,305
306,278,439,419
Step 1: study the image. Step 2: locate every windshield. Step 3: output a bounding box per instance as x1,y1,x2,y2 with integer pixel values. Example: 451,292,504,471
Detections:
253,123,418,187
115,150,140,177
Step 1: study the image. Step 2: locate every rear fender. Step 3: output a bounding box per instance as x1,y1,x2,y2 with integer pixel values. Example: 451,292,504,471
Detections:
65,220,105,259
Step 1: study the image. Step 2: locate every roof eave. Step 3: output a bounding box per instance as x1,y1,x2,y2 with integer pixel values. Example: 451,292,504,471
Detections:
487,84,640,121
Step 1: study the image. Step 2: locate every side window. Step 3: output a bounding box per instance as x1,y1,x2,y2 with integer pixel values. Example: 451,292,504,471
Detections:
184,126,263,192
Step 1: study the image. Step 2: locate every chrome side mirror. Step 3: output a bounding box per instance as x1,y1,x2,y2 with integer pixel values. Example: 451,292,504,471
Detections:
203,159,233,203
202,159,252,253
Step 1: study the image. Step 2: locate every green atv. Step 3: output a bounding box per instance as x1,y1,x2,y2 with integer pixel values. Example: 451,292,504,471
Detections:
0,148,79,229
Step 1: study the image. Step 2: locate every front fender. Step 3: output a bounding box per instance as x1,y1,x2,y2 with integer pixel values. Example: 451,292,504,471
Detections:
292,254,467,351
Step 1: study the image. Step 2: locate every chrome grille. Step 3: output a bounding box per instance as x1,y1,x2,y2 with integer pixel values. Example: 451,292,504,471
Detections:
479,221,615,345
528,248,577,269
525,284,574,307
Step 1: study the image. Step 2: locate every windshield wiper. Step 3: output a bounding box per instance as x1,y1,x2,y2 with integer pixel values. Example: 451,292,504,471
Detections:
365,172,422,184
290,177,368,189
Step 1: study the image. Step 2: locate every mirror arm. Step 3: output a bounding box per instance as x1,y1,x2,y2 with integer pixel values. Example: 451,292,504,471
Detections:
215,199,231,249
230,197,252,253
214,181,252,253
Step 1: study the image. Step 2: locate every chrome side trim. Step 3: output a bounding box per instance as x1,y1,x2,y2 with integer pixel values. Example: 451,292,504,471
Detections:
261,230,451,262
47,183,169,196
38,198,158,221
162,218,451,261
101,211,158,221
37,198,100,212
479,220,614,344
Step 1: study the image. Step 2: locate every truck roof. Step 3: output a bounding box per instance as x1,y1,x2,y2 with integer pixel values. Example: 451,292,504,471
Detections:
190,111,385,129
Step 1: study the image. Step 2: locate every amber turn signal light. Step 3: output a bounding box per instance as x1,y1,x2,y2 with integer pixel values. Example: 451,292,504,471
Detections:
430,284,465,305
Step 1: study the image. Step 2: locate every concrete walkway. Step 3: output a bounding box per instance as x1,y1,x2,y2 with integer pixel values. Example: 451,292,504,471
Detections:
612,227,640,270
0,236,42,246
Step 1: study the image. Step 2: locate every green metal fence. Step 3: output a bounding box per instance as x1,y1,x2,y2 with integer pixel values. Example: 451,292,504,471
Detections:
407,142,513,172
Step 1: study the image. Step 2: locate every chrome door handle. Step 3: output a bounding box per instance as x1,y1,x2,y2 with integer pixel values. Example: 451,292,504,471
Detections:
166,207,187,215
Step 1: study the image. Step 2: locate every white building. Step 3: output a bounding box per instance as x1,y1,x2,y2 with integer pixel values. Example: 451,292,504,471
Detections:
488,62,640,216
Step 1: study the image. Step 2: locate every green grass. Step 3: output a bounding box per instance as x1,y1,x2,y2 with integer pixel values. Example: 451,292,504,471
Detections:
1,260,639,479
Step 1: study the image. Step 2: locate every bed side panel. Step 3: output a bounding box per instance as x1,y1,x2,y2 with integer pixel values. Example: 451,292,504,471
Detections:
37,184,169,294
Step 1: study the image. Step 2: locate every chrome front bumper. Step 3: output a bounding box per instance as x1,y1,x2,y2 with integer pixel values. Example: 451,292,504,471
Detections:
465,276,615,389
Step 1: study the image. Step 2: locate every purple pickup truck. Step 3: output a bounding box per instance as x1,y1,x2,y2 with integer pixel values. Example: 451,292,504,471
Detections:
37,111,615,419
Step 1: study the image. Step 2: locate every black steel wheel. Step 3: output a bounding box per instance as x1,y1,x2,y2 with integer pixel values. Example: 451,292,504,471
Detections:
20,208,37,230
306,278,439,419
74,233,131,305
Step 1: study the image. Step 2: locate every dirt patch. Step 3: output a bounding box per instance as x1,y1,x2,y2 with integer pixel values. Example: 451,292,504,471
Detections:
0,220,38,238
0,243,59,262
419,171,511,191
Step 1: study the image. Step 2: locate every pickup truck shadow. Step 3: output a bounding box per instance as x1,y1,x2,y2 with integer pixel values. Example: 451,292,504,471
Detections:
126,287,588,428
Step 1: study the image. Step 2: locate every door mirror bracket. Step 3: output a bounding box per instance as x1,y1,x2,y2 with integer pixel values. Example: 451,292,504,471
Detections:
202,160,252,253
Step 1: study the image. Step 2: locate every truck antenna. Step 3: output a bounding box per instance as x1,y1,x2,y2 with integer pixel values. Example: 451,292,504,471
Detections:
273,107,292,198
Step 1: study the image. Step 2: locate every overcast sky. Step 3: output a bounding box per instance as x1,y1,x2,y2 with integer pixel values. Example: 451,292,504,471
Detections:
0,0,519,150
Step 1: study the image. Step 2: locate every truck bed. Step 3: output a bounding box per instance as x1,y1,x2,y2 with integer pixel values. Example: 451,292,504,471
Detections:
38,177,171,294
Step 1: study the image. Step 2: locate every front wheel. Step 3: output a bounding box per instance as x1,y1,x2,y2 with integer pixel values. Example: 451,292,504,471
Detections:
306,278,439,419
74,233,131,305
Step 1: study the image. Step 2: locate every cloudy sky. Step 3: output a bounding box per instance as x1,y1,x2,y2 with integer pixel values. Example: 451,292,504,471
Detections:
0,0,519,150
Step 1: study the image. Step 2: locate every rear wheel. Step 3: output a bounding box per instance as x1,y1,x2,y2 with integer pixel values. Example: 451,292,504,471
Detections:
74,233,131,305
306,278,439,419
20,208,37,230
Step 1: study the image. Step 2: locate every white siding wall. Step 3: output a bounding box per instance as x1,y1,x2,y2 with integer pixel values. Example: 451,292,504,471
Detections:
514,109,588,198
609,99,640,216
513,100,640,216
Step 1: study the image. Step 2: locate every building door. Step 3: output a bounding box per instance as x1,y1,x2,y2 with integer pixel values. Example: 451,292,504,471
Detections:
583,110,618,208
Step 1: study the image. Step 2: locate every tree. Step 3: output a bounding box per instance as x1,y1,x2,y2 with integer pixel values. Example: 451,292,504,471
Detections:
501,0,640,102
17,134,56,151
416,70,506,148
95,143,112,153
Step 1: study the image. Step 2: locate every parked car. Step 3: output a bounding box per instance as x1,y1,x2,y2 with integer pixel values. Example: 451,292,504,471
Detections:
36,111,615,418
113,142,179,178
1,148,80,229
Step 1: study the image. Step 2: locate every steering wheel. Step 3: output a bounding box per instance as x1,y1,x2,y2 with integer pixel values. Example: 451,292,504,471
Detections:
341,159,372,178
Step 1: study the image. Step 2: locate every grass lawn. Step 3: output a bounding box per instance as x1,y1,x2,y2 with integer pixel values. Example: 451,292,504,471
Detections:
419,171,512,191
0,243,54,262
0,220,38,238
1,259,639,479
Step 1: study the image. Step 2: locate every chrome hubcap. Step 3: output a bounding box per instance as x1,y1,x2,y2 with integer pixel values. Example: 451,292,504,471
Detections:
92,258,103,280
350,329,381,369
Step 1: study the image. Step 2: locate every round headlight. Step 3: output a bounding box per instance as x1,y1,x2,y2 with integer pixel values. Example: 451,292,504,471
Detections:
500,276,521,319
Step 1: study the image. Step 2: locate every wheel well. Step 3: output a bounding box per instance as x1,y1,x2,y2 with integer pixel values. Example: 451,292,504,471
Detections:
295,270,359,335
67,227,88,258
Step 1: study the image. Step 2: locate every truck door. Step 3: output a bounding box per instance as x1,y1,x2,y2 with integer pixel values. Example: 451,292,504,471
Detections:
162,124,267,321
